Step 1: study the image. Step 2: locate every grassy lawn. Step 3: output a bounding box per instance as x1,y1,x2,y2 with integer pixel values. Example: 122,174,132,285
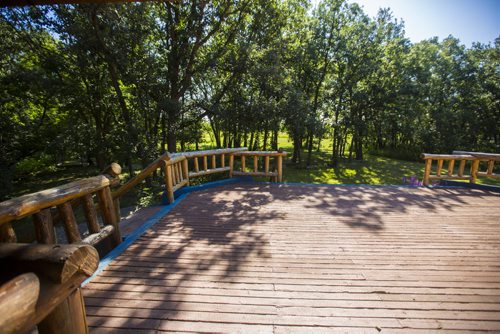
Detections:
5,134,498,243
6,134,499,203
276,133,425,185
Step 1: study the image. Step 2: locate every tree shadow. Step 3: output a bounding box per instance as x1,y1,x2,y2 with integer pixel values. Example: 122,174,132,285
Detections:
82,182,499,332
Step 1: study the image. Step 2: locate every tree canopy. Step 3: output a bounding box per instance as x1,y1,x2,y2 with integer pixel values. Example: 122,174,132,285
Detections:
1,0,499,198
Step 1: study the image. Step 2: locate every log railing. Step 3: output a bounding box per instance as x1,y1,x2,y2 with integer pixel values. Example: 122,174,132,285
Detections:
111,147,287,204
452,151,500,180
421,151,500,186
0,164,121,334
229,150,287,182
0,165,122,248
173,147,248,179
0,243,99,334
0,148,287,332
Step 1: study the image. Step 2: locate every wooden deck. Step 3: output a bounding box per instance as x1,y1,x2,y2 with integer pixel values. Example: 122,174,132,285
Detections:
83,183,500,333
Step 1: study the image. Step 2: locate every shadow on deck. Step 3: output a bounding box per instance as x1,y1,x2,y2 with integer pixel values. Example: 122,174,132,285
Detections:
83,183,500,333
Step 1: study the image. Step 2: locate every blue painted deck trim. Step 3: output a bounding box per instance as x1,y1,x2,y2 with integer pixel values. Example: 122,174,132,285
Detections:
439,180,500,193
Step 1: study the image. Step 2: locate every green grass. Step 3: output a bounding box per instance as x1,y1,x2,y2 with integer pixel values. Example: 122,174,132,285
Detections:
6,134,499,202
275,133,426,185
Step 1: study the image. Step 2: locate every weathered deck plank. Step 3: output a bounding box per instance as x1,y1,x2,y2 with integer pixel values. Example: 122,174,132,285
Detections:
84,184,500,333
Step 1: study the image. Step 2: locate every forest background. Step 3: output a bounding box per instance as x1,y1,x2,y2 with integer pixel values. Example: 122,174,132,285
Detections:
1,0,498,201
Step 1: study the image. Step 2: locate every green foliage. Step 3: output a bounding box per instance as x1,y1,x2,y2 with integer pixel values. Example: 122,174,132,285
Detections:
1,1,499,200
15,154,56,177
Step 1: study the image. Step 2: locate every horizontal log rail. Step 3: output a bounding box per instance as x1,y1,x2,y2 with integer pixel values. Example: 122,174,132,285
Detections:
421,151,499,186
161,148,287,203
108,148,288,204
0,164,122,249
0,148,287,333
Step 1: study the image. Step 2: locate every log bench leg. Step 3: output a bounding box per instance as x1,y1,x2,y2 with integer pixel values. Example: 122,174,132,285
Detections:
38,288,88,334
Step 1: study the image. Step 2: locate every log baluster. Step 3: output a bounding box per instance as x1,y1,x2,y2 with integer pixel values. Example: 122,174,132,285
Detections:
57,202,81,244
97,187,121,246
33,209,56,244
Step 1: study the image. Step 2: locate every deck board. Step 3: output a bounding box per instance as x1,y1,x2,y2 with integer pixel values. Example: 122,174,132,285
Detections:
84,183,500,333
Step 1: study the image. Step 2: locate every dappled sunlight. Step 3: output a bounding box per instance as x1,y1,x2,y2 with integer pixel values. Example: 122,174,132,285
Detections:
83,182,500,332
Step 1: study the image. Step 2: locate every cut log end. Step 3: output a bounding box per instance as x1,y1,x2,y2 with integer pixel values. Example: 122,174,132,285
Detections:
0,243,99,284
102,162,122,178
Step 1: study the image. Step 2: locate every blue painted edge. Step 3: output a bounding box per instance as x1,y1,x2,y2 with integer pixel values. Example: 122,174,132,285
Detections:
83,176,489,286
439,180,500,193
83,176,253,286
82,193,187,286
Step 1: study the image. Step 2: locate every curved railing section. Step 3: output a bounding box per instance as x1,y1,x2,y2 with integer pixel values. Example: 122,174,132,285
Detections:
421,151,499,186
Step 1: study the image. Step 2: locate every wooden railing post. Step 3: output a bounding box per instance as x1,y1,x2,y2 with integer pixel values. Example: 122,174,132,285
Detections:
277,155,283,182
447,160,455,176
436,159,443,177
423,158,432,186
163,160,174,204
229,154,234,178
38,288,88,334
182,158,189,186
33,209,56,244
471,159,480,184
97,187,121,246
58,202,81,244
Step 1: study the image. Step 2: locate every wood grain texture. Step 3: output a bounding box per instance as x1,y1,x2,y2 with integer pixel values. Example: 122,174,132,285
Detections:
0,175,112,225
0,273,39,334
0,243,99,284
84,184,500,333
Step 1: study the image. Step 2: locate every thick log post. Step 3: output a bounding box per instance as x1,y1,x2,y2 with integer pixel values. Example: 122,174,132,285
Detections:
211,155,216,169
253,156,258,173
221,154,225,168
113,198,121,224
0,273,39,334
58,202,81,244
33,209,56,244
229,154,234,178
241,156,246,172
38,288,88,334
163,161,174,204
97,187,121,247
423,159,432,186
265,156,270,175
277,155,283,182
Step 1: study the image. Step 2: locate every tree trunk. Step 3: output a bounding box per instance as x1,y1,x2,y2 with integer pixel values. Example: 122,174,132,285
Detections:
292,135,302,164
272,128,279,150
306,132,314,167
249,132,254,151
